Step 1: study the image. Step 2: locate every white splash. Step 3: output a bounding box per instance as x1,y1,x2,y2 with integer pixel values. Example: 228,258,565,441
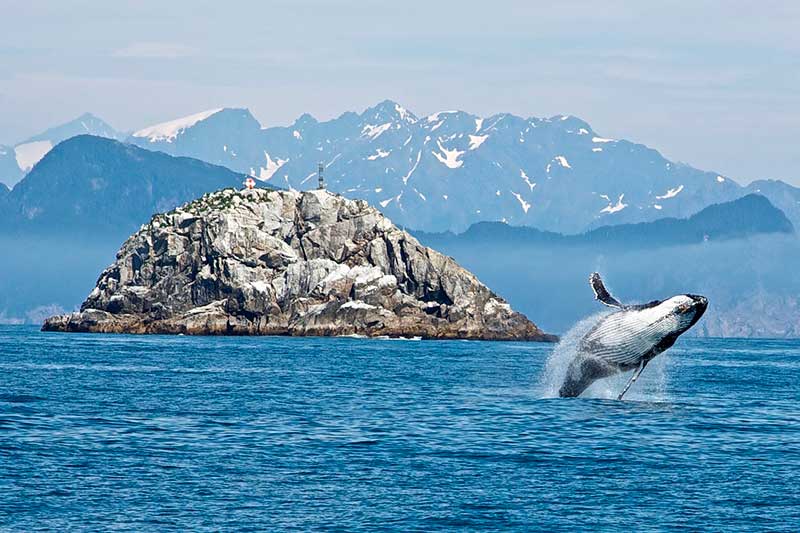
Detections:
538,310,669,401
539,312,610,398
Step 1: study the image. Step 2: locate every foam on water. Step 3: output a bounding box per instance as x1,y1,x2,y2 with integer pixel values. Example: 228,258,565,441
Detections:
539,310,670,401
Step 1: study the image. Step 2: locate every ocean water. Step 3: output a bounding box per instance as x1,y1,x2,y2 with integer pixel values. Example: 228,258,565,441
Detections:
1,325,799,531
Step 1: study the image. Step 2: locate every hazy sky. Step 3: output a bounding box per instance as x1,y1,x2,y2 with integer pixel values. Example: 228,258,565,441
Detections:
1,1,798,185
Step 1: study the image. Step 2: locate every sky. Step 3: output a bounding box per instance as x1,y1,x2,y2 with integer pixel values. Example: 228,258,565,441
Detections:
1,0,798,185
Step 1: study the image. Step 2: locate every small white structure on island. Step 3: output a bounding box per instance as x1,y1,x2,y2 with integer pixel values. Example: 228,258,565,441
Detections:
243,177,256,190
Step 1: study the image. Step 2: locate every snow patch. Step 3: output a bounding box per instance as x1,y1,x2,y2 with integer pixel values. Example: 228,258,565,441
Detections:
653,204,663,210
520,169,536,191
402,151,422,184
655,184,684,200
432,140,464,169
592,136,615,143
716,175,725,183
293,130,302,140
367,148,391,160
258,152,288,181
468,134,488,150
14,141,53,171
133,108,223,142
578,128,589,135
474,118,484,132
511,192,531,213
600,194,628,214
592,147,603,152
394,103,415,123
553,155,571,169
362,122,392,140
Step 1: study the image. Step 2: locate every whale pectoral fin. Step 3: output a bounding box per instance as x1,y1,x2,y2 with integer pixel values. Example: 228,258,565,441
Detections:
589,272,624,309
617,360,648,400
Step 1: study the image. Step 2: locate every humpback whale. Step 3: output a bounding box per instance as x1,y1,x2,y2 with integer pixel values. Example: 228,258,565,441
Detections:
559,273,708,399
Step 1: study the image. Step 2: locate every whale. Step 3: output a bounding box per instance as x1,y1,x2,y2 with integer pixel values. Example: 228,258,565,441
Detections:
559,273,708,399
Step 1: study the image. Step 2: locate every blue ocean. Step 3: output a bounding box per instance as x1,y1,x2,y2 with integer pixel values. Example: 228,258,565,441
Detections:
1,325,798,531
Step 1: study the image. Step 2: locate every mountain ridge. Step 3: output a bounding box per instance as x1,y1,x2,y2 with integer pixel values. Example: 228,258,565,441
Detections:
125,100,799,233
0,113,122,187
1,135,248,238
415,194,794,249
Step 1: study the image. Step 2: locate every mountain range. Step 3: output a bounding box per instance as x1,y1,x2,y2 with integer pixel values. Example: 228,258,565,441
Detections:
0,113,121,187
1,102,799,336
418,194,794,249
1,135,246,238
123,101,800,233
4,102,799,235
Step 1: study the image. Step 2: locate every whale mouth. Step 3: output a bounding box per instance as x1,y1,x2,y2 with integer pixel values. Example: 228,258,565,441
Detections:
689,294,708,314
684,294,708,328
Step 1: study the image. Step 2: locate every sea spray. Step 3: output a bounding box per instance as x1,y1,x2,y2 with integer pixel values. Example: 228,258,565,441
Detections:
539,310,670,401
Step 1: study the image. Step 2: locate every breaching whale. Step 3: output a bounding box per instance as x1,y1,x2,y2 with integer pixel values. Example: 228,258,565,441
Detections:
559,273,708,399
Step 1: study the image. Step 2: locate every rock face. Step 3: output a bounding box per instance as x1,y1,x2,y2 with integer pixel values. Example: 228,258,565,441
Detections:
43,188,555,341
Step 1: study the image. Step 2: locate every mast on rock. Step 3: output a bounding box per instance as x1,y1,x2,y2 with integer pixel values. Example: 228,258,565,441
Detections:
317,162,325,190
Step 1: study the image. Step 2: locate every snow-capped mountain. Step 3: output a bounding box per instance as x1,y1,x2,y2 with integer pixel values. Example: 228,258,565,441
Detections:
2,135,245,236
0,144,20,188
0,113,121,187
125,100,790,233
129,108,266,172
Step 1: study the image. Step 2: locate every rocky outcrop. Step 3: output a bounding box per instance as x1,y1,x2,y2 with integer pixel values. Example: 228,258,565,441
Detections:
43,188,555,341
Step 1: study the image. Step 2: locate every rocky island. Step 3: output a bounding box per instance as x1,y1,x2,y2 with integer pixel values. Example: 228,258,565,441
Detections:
43,188,555,341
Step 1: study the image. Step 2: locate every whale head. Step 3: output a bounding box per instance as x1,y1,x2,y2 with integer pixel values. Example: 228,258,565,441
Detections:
660,294,708,333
